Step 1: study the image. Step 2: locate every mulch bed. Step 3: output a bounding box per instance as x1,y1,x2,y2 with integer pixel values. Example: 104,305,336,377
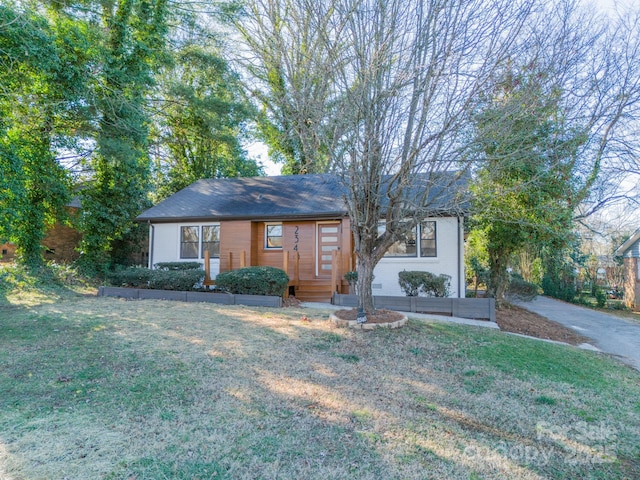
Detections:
294,296,590,345
283,297,303,307
495,303,591,345
331,303,591,345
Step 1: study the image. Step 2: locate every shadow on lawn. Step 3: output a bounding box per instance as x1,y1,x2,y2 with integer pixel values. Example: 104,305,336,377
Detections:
1,298,638,479
105,303,639,479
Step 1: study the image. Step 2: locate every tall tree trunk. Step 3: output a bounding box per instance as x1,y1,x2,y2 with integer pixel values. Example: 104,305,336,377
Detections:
488,250,510,304
356,254,376,317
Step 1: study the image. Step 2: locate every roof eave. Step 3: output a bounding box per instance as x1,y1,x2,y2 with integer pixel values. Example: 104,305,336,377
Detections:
614,228,640,256
136,211,349,223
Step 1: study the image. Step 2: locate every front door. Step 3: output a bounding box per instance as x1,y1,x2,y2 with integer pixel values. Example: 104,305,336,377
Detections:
317,222,341,277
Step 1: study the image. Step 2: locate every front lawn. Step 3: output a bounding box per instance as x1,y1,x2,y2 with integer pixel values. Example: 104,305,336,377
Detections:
0,279,639,478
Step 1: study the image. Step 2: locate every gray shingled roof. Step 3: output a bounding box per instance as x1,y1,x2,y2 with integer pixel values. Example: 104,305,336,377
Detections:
137,173,467,223
138,174,347,222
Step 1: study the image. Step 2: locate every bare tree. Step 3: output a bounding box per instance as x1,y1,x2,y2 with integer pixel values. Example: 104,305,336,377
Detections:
235,0,534,314
233,0,344,173
327,0,535,314
563,3,640,221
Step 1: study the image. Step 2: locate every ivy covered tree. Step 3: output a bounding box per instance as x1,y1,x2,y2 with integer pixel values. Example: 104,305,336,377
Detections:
0,4,90,266
471,65,588,301
77,0,170,271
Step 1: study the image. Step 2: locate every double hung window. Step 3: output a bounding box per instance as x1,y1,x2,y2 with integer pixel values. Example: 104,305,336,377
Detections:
420,221,437,257
180,226,199,259
265,223,283,249
202,225,220,258
379,220,437,258
180,225,221,259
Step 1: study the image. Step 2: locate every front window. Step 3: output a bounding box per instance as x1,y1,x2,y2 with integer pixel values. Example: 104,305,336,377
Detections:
202,225,220,258
265,223,283,249
180,226,199,258
380,222,417,257
420,221,437,257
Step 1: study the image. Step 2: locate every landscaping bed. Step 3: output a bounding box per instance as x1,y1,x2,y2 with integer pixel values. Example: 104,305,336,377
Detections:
496,303,591,345
329,308,408,329
98,286,283,307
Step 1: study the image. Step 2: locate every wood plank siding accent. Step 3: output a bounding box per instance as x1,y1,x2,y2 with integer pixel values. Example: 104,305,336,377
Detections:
218,218,352,295
253,221,318,279
219,221,252,271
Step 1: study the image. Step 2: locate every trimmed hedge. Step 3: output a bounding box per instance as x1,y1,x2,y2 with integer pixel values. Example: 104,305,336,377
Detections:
148,269,205,291
107,267,204,291
154,262,202,271
398,270,451,297
215,266,289,296
107,267,153,288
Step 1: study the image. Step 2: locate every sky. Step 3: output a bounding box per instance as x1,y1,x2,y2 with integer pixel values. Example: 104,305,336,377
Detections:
248,0,625,178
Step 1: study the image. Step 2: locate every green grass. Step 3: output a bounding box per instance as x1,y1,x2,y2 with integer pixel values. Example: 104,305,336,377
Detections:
0,273,639,479
0,262,96,306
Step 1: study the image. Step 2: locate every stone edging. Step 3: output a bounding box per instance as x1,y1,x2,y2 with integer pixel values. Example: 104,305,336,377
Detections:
329,313,408,330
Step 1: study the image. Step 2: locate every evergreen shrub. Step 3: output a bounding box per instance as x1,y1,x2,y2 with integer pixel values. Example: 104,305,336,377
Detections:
215,266,289,296
154,262,202,271
107,267,204,290
107,267,153,288
398,270,451,297
148,269,205,291
506,276,539,301
594,288,607,308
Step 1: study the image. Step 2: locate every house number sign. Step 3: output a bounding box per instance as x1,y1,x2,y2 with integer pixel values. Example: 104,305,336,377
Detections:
294,226,300,251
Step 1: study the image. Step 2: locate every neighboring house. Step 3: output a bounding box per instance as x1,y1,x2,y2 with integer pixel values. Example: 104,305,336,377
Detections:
0,198,83,264
137,173,467,302
615,230,640,309
0,197,149,266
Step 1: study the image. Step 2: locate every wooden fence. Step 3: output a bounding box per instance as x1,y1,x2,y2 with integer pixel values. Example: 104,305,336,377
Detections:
204,249,302,296
332,294,495,322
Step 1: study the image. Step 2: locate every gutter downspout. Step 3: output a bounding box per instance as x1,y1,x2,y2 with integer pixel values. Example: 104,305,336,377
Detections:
458,216,463,298
148,221,154,269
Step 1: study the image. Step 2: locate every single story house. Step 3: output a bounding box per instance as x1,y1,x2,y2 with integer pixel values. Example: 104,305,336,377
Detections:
615,229,640,309
137,173,467,302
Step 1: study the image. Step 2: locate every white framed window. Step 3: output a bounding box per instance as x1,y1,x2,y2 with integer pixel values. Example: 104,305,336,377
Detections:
265,223,283,249
379,220,437,258
180,226,199,259
201,225,220,258
180,224,220,259
379,221,417,257
420,221,437,257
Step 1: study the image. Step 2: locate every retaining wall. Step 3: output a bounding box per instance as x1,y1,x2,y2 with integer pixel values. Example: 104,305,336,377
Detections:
332,293,495,322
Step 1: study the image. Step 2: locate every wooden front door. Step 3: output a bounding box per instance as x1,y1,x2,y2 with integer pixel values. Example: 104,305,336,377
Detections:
317,222,341,277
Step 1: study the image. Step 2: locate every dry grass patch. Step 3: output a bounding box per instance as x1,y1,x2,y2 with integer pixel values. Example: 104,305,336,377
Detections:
0,295,639,479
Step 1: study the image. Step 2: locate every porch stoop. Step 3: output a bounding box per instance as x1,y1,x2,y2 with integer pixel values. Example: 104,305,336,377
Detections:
293,279,335,303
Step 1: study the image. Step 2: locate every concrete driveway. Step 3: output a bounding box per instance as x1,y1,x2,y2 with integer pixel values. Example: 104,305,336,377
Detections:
514,296,640,371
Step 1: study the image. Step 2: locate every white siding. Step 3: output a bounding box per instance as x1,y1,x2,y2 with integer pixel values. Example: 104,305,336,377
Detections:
372,217,464,297
149,222,220,278
150,216,464,292
624,239,640,258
